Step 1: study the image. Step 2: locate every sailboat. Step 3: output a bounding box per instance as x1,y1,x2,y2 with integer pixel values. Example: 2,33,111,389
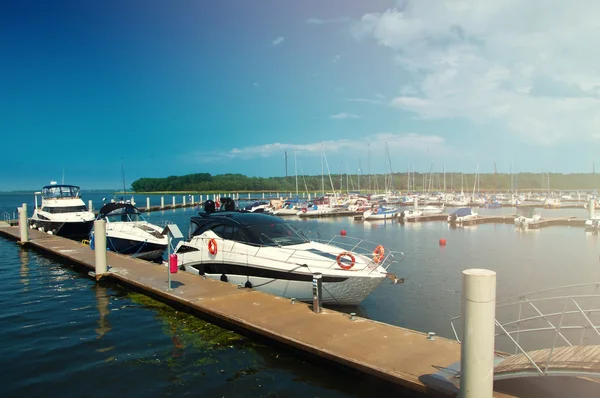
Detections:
274,151,304,216
543,173,562,208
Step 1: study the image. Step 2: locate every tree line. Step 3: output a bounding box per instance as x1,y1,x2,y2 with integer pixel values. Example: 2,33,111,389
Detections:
131,172,600,193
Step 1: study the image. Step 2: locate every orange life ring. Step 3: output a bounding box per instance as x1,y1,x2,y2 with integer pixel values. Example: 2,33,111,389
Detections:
208,238,218,255
336,252,355,270
301,208,307,213
373,207,378,214
373,245,385,263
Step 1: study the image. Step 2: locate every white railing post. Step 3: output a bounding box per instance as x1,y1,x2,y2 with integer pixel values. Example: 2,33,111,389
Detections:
459,268,496,398
93,220,107,277
19,203,28,243
182,195,186,207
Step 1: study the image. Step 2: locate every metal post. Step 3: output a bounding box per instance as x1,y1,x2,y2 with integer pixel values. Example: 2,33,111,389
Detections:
146,197,150,211
589,199,595,220
93,220,107,276
182,195,186,207
459,269,496,398
88,199,93,212
312,273,323,313
160,196,164,209
19,203,28,243
190,195,194,205
172,196,176,207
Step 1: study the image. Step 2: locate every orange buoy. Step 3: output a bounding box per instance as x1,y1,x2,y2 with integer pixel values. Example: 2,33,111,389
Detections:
439,238,447,246
340,229,347,236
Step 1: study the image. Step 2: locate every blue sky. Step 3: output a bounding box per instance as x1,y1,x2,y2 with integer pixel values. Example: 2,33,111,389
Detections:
1,0,599,190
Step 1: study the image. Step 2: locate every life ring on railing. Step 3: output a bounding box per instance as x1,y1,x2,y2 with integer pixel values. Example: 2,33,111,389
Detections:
373,245,385,263
373,208,378,214
301,208,307,213
81,239,90,245
208,238,218,255
336,252,355,270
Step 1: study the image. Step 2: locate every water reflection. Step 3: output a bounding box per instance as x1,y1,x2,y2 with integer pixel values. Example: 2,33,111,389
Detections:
19,248,30,290
94,284,111,340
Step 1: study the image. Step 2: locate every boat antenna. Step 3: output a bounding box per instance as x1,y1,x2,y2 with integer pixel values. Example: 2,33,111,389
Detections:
61,167,65,185
121,158,127,196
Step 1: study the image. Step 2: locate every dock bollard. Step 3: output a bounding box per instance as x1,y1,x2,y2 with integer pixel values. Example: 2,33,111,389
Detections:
182,195,186,207
19,203,28,243
589,199,595,220
312,273,322,313
93,220,108,277
459,269,496,398
146,197,150,211
172,196,176,207
160,196,164,209
88,199,93,212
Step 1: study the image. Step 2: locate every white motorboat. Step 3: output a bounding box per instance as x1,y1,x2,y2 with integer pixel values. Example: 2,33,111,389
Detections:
92,202,168,261
543,197,562,208
401,209,423,221
514,208,541,227
29,182,95,240
421,204,445,215
243,200,271,213
272,200,302,216
448,207,479,224
174,208,404,305
362,205,398,220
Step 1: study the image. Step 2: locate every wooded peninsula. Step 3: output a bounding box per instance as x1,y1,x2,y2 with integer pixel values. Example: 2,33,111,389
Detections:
131,172,600,193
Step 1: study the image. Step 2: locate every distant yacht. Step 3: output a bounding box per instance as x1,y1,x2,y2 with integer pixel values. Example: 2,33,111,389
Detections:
29,182,95,240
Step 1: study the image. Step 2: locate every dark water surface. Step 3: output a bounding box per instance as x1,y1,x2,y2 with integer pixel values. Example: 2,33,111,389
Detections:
2,191,599,396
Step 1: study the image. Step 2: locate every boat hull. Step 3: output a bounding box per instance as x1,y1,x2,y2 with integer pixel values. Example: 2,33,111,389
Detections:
29,219,94,241
105,236,167,261
182,261,384,305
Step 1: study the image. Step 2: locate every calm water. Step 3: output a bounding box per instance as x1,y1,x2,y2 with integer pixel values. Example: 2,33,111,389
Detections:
2,191,600,396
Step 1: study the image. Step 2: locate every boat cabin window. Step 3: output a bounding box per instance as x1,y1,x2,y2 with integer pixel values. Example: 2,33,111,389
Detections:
42,185,81,199
42,205,88,213
248,222,309,246
211,224,252,243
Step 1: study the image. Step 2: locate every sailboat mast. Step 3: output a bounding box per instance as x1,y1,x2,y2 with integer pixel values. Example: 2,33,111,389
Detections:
321,145,325,197
368,143,371,194
121,158,127,196
294,151,298,198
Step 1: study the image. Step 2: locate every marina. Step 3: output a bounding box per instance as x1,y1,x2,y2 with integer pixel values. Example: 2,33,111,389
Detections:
3,196,600,397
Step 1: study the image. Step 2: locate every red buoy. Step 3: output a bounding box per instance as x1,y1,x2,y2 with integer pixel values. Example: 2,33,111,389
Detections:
340,229,347,236
439,238,447,246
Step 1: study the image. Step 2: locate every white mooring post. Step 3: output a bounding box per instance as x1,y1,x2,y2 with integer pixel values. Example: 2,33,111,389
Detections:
160,196,164,209
190,195,194,205
459,268,496,398
172,196,176,207
88,200,93,212
19,203,28,243
146,197,150,211
182,195,186,207
93,220,107,277
589,199,595,220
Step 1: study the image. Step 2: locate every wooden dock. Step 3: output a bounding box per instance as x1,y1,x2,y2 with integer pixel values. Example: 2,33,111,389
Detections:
0,225,526,397
526,217,586,229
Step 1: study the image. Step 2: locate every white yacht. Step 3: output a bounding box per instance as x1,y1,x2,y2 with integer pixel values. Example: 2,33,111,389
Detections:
174,207,404,305
29,182,96,240
448,207,479,224
93,202,168,262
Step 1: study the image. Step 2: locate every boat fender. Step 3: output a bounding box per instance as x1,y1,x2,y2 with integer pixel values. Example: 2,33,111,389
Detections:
208,238,218,255
220,274,228,282
301,208,307,213
373,245,385,263
244,280,252,288
336,252,355,270
373,208,378,214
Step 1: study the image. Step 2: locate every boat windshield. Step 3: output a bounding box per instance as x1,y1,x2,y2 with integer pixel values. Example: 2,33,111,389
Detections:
42,185,81,199
248,222,309,246
105,207,143,222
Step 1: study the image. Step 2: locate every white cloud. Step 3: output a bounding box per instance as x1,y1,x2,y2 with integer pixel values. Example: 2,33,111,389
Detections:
333,54,340,64
354,2,600,146
272,36,284,46
306,17,352,25
330,112,361,119
187,133,451,163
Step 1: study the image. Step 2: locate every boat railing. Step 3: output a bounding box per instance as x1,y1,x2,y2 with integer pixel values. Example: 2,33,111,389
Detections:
192,235,403,274
103,221,165,240
450,282,600,376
